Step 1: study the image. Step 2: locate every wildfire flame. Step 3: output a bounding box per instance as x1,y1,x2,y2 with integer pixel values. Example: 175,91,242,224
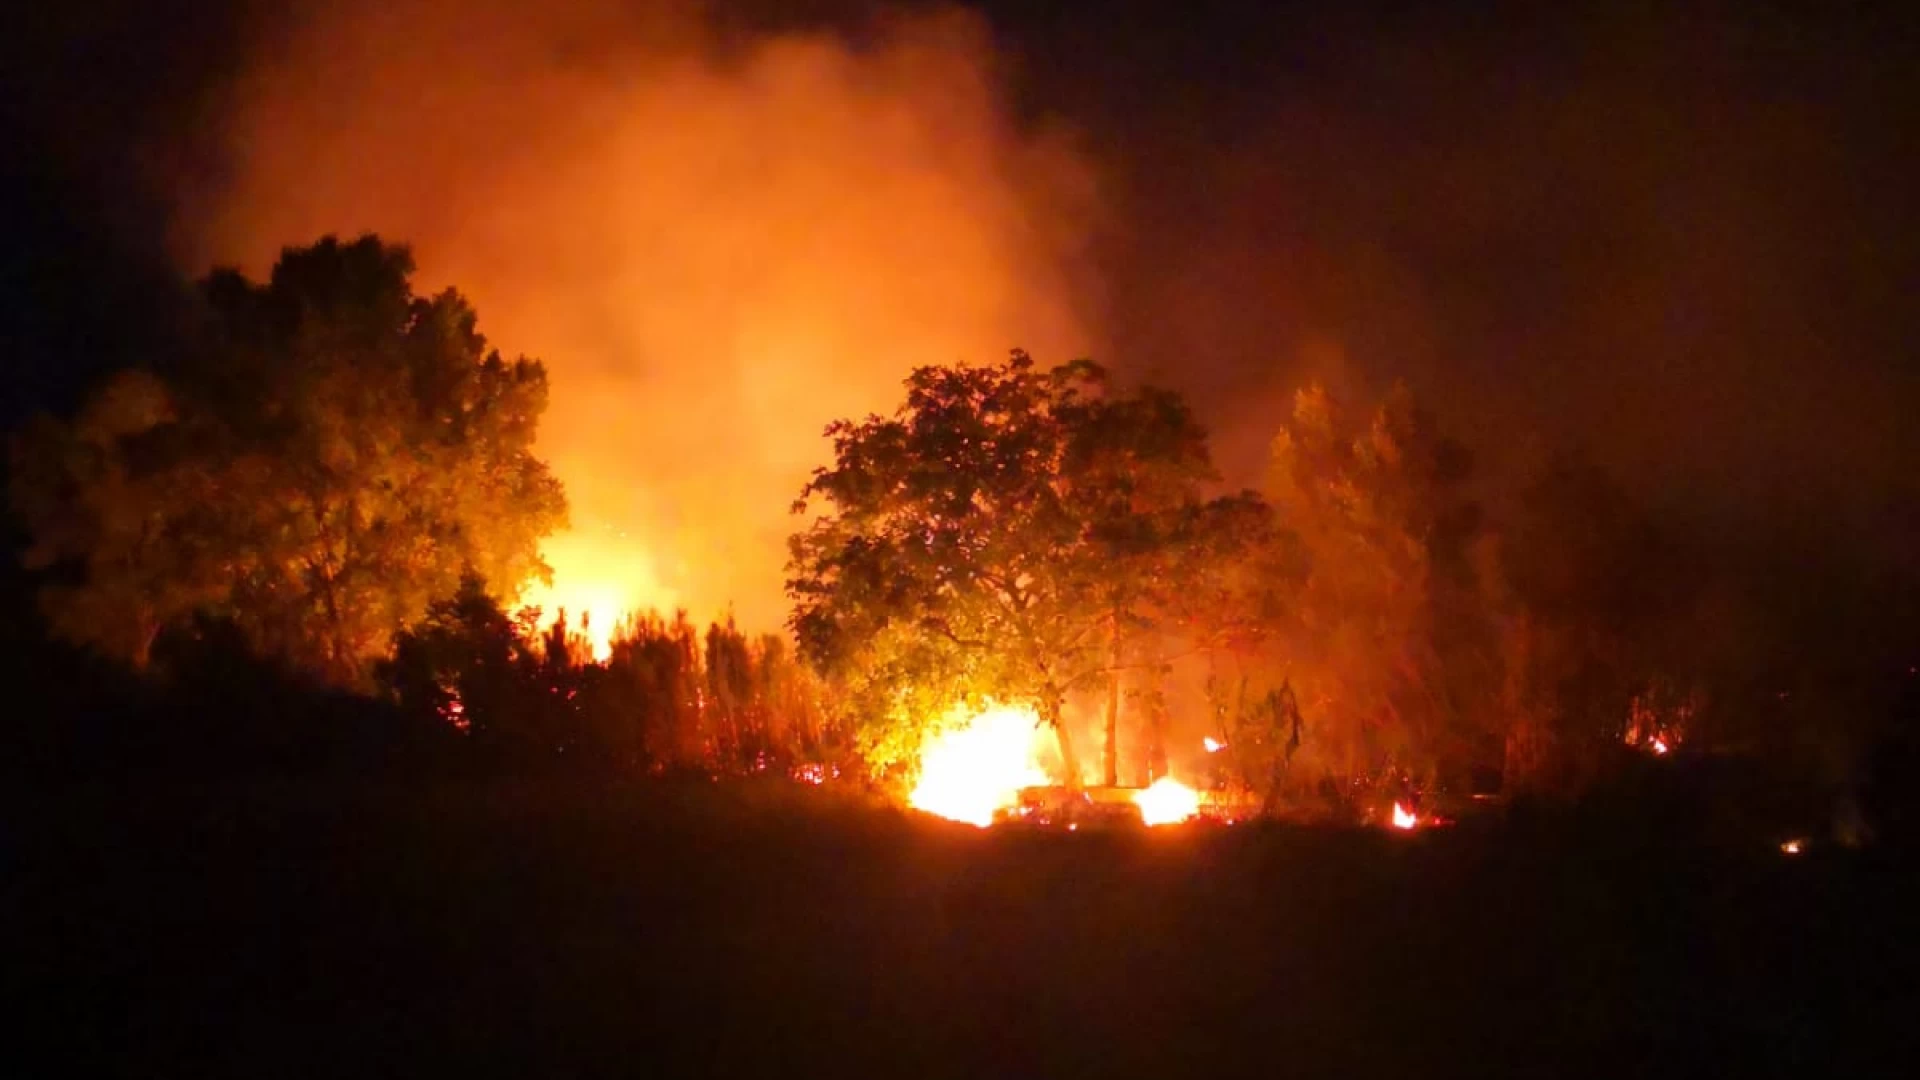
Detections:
521,531,678,662
907,704,1051,827
1391,801,1419,830
519,581,626,662
905,703,1205,829
1135,777,1201,826
1202,736,1225,753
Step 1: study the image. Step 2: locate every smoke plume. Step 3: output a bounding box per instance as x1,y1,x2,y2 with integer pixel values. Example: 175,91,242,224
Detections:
178,1,1094,636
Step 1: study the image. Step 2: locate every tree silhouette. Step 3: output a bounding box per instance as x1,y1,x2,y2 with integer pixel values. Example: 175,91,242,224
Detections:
10,235,567,681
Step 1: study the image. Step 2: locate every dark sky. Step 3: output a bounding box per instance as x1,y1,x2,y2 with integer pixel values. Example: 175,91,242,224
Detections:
6,0,1917,573
990,2,1919,532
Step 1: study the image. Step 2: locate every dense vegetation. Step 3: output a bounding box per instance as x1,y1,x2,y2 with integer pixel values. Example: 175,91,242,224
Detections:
6,234,1917,831
788,354,1274,783
10,237,564,679
6,235,1917,1080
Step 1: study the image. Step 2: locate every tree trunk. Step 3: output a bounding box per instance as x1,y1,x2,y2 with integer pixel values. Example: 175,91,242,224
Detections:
1043,697,1083,790
1262,747,1292,818
131,610,159,671
1146,696,1168,783
1102,683,1120,789
1102,610,1122,787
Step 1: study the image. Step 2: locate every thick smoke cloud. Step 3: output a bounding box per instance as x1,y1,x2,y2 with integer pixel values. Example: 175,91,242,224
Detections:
1049,2,1918,559
178,1,1094,633
165,0,1919,656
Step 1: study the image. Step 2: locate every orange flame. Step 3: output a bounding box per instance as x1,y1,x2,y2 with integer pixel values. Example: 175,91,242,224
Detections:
1135,777,1201,826
519,530,678,662
1391,801,1419,830
907,704,1051,827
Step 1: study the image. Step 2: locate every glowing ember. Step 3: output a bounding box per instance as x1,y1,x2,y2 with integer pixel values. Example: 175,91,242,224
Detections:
791,763,838,786
1203,736,1226,753
438,682,470,734
1135,777,1201,826
1650,737,1670,755
908,704,1050,827
1780,838,1806,855
1391,801,1419,830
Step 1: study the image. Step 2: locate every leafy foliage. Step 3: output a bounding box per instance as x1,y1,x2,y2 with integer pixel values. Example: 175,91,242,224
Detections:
787,351,1271,781
9,236,567,681
8,373,231,665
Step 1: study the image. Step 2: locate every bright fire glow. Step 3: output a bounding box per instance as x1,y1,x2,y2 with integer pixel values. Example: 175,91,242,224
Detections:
1650,737,1670,756
189,4,1093,639
1780,838,1805,855
1391,801,1419,829
1203,736,1225,753
908,704,1051,827
520,530,677,662
1135,777,1201,826
519,579,625,662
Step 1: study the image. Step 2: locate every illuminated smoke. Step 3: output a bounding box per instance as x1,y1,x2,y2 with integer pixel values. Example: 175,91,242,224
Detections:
177,1,1094,632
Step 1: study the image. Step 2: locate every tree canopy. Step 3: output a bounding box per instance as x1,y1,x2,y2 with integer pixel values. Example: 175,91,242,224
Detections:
9,235,567,680
787,350,1271,783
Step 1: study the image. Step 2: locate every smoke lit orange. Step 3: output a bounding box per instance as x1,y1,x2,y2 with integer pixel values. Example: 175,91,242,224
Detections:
180,1,1093,635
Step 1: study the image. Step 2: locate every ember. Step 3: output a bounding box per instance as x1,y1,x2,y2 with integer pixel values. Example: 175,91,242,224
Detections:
438,682,470,734
1624,692,1690,758
1391,801,1419,830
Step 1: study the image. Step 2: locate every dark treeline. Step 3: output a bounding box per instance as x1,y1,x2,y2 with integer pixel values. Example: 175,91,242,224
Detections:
383,575,845,778
0,235,849,786
4,233,1917,847
0,571,850,786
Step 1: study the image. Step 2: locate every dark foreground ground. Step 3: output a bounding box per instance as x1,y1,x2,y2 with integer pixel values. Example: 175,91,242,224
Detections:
11,777,1919,1077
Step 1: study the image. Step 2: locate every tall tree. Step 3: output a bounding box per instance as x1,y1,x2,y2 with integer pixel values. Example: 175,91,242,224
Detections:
1258,381,1491,794
787,351,1266,786
381,573,529,742
10,235,567,680
1061,385,1276,784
